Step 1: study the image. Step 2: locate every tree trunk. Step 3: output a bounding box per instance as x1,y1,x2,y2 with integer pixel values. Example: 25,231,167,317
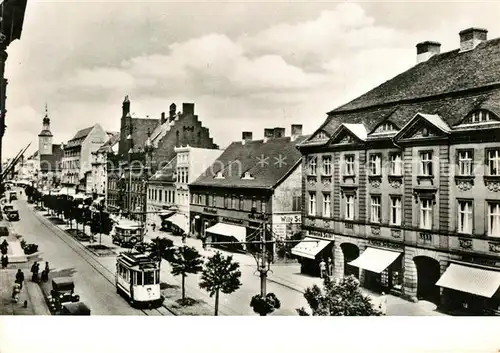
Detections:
181,274,186,301
214,290,219,316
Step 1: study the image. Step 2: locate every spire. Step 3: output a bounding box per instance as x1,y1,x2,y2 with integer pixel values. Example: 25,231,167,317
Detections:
43,103,50,125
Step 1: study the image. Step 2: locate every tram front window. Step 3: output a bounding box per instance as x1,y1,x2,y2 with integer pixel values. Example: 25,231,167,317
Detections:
135,271,143,285
144,271,155,285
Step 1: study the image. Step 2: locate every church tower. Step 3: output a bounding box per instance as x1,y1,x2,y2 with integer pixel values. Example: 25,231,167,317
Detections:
38,103,53,155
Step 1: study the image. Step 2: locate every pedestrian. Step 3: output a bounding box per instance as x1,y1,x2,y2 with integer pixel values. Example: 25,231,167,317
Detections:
15,269,24,289
31,261,39,282
11,282,21,303
328,258,333,277
41,262,50,282
319,259,326,279
379,292,388,316
181,233,187,244
152,223,156,232
1,253,8,269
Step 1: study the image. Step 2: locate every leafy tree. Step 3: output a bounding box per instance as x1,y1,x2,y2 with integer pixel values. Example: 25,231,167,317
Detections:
250,293,281,316
296,275,382,316
169,246,204,303
199,251,242,316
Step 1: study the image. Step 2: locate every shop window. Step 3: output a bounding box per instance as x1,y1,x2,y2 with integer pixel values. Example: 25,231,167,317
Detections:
488,202,500,237
457,200,473,234
419,198,433,230
370,195,381,223
419,151,433,176
308,192,316,216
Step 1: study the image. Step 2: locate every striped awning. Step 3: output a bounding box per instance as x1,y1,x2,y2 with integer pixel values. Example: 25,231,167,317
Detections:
205,223,246,243
165,213,189,234
436,263,500,298
291,237,331,260
348,247,402,274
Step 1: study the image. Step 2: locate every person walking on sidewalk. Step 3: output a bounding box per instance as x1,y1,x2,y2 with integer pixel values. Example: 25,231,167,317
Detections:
41,261,50,282
15,269,24,289
152,223,156,232
327,258,333,277
11,282,21,303
31,261,39,282
379,292,388,316
1,253,8,269
319,259,326,279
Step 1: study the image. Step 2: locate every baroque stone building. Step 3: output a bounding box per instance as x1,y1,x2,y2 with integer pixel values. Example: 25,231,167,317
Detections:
297,28,500,315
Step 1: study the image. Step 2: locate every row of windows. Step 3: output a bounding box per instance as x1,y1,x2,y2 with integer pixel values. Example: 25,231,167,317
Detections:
117,264,159,285
307,149,500,177
176,167,189,184
62,159,80,170
190,193,287,213
308,192,500,237
148,188,175,204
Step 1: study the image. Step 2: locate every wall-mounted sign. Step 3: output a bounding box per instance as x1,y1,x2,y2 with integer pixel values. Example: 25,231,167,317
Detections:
272,214,301,225
203,207,217,214
221,217,244,225
368,239,403,250
249,213,266,220
307,230,334,240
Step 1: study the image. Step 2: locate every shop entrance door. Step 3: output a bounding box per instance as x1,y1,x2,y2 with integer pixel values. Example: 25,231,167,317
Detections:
414,256,441,305
341,243,360,279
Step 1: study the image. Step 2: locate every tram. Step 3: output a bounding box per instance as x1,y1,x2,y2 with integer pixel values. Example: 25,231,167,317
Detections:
115,252,162,307
112,220,144,248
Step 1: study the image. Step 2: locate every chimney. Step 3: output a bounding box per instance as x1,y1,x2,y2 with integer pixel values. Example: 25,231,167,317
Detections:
416,41,441,64
291,124,303,141
273,127,285,138
459,28,487,52
169,103,176,120
242,131,253,145
182,103,195,115
263,128,274,143
160,112,166,124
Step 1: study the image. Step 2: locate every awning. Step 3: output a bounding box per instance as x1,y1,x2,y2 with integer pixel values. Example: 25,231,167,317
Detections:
58,187,76,196
436,263,500,298
205,223,246,243
291,237,331,259
348,247,402,274
166,213,189,234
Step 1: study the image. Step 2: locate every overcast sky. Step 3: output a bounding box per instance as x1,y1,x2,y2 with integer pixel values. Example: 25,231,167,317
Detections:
3,0,500,158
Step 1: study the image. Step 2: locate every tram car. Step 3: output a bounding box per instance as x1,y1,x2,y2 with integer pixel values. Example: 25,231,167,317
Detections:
115,252,162,307
112,220,144,248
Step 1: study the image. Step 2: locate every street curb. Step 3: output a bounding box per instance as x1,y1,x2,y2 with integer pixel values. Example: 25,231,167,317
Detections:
267,277,305,294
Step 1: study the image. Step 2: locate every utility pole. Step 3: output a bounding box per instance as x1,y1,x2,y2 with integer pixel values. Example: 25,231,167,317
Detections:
260,221,267,297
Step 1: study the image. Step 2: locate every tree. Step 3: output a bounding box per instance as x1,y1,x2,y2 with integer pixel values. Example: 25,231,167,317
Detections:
250,293,281,316
296,275,382,316
199,251,242,316
169,246,204,303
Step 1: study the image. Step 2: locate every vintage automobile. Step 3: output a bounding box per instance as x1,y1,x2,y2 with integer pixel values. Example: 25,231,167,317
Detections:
6,208,19,221
9,191,17,201
47,277,81,314
2,203,14,213
61,302,91,316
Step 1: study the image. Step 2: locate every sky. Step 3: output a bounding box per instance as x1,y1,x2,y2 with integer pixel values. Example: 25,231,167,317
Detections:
3,0,500,159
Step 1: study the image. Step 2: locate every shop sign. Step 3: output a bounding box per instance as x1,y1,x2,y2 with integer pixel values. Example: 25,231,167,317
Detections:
249,213,266,220
272,214,301,224
307,230,334,240
368,239,403,250
461,256,498,267
203,207,217,214
221,217,244,225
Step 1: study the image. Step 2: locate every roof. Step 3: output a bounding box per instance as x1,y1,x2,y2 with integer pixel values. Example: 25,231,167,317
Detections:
131,118,159,152
38,129,52,137
343,124,367,141
302,37,500,147
149,156,177,183
97,132,120,153
39,144,63,172
191,135,309,189
71,126,94,141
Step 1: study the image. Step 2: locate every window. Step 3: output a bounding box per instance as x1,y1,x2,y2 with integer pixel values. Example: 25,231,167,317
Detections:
419,151,433,176
308,192,316,216
322,193,331,217
159,190,162,202
369,154,381,175
135,271,143,285
191,193,196,204
322,156,332,175
390,196,402,226
458,150,473,176
378,122,396,132
344,155,355,176
458,200,473,234
370,196,381,223
212,194,217,207
315,131,328,140
470,110,492,123
231,195,238,209
215,171,225,179
261,199,267,214
292,195,301,212
144,271,155,285
239,197,244,210
420,199,432,230
390,153,402,175
207,194,213,206
488,149,500,176
242,172,254,180
488,203,500,237
252,198,257,211
345,195,354,220
224,195,229,208
308,157,317,176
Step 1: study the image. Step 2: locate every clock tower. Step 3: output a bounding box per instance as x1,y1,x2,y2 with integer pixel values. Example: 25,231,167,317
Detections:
38,104,53,155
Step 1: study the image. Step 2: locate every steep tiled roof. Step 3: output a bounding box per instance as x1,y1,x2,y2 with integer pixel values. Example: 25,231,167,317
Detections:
98,132,120,153
302,37,500,147
149,156,177,183
71,126,94,141
39,144,63,172
191,135,309,189
131,118,159,153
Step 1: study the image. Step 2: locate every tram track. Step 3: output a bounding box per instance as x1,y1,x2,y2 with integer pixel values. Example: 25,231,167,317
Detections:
29,206,176,316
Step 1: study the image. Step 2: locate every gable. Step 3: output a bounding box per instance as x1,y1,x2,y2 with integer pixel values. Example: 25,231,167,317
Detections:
371,120,399,134
395,117,447,141
309,130,330,142
456,109,500,126
328,127,362,146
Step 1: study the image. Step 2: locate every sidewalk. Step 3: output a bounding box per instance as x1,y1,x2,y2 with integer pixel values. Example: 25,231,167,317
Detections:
0,269,50,315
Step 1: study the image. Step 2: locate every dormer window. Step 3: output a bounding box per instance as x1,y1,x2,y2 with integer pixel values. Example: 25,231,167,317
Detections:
463,110,499,125
242,172,254,180
314,131,328,140
214,172,225,179
374,122,397,134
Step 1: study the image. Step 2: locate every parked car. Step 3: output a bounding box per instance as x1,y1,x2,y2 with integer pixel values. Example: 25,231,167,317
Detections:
47,277,81,314
6,209,19,221
61,302,91,316
3,204,14,213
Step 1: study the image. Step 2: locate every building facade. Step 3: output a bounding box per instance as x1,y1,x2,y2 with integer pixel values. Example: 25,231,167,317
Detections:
107,96,218,219
37,107,63,190
91,132,119,201
61,124,109,194
297,28,500,315
189,126,306,253
147,157,177,226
